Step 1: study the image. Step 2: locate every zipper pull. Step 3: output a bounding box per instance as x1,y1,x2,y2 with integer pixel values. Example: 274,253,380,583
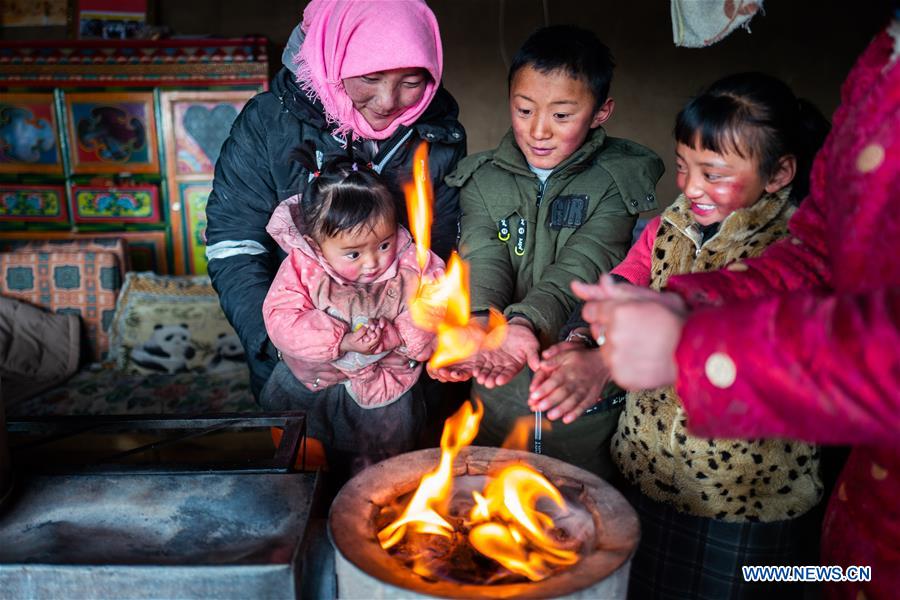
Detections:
536,181,545,207
515,218,527,256
497,218,511,241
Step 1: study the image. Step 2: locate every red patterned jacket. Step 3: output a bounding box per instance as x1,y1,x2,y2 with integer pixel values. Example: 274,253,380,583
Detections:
666,28,900,599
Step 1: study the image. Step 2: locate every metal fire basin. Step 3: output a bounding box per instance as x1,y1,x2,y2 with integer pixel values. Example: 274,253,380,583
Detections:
329,446,640,599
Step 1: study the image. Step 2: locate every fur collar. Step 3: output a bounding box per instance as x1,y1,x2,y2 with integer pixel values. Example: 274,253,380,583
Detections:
662,186,793,250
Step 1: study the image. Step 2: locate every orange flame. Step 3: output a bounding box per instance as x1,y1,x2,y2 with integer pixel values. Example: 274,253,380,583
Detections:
377,401,581,582
403,141,508,369
377,399,484,550
500,416,534,451
404,142,433,271
468,465,578,581
411,254,508,369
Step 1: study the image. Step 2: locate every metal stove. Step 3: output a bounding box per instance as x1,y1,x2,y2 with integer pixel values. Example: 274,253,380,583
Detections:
0,412,325,599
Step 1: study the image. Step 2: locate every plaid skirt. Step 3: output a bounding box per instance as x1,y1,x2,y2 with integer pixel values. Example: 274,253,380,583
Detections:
619,481,822,600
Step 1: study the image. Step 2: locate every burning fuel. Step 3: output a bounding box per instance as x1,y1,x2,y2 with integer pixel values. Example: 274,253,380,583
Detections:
376,400,581,582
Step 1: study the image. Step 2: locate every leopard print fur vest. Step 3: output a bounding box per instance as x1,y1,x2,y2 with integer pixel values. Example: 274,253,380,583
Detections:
612,189,823,522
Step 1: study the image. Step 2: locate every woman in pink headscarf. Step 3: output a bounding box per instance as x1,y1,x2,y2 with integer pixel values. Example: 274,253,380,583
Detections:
205,0,466,417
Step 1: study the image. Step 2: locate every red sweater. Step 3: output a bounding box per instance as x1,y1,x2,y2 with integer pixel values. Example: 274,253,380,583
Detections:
666,29,900,599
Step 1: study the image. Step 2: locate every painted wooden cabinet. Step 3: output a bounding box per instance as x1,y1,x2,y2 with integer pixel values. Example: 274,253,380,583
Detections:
0,38,267,274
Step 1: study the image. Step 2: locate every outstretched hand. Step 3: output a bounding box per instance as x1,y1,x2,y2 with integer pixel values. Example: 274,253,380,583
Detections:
572,274,685,390
528,340,610,423
472,322,540,388
427,356,480,383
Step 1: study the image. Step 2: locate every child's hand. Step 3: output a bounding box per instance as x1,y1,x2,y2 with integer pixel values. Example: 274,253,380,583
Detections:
528,340,611,423
472,321,540,389
340,322,383,355
372,318,403,353
427,357,479,382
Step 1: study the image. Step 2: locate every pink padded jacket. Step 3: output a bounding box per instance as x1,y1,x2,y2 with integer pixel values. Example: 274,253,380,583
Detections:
263,196,444,408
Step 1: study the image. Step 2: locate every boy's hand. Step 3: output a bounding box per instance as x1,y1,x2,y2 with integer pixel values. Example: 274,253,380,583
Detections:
427,357,479,382
528,341,610,423
340,322,382,355
472,321,539,388
373,318,403,353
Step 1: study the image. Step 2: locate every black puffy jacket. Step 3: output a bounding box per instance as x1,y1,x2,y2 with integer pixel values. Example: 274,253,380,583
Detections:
205,67,466,399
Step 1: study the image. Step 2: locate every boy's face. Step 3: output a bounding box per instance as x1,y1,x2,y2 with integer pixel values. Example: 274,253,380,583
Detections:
509,65,613,170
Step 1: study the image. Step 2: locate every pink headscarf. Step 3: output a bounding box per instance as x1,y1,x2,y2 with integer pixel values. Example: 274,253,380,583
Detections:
295,0,444,141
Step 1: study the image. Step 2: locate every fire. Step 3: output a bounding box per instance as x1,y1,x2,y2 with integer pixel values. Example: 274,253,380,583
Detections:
501,416,535,451
404,141,507,369
404,141,433,271
377,399,484,549
468,466,578,581
377,400,581,583
393,144,575,580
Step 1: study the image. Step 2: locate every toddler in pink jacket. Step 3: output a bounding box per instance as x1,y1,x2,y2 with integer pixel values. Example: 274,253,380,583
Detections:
262,148,444,472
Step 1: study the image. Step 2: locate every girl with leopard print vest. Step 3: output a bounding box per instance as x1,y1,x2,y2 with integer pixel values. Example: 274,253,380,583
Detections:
604,73,831,599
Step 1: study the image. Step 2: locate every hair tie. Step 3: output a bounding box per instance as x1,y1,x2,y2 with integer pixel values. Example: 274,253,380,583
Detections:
351,162,359,172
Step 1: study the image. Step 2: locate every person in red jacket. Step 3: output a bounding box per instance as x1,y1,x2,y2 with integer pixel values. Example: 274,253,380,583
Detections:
575,22,900,600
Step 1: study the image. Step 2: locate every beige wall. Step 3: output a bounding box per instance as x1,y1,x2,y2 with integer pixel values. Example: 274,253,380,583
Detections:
430,1,886,205
155,0,883,207
15,1,881,206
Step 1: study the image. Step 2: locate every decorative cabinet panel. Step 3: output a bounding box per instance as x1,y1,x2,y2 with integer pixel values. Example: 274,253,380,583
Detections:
64,92,159,175
0,184,68,222
71,184,160,223
0,38,267,274
160,90,257,275
0,93,64,175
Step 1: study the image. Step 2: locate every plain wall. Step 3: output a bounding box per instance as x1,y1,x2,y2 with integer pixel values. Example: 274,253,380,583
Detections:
7,1,888,206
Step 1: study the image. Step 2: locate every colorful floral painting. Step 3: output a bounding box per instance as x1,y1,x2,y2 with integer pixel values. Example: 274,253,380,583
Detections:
73,185,159,223
0,185,68,222
0,94,63,174
65,92,159,174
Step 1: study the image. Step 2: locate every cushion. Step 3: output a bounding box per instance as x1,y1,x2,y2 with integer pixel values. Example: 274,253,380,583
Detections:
109,272,247,376
0,296,80,406
0,238,126,361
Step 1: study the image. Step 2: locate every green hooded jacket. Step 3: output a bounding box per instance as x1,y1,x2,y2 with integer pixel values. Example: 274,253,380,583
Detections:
446,127,664,347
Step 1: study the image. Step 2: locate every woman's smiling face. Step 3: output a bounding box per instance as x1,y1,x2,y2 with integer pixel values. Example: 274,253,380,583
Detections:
343,68,429,131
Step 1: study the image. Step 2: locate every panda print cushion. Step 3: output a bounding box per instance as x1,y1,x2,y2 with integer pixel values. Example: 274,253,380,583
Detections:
110,272,246,375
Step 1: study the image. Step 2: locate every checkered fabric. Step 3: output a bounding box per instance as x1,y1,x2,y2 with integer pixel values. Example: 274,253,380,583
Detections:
0,239,126,361
619,482,820,600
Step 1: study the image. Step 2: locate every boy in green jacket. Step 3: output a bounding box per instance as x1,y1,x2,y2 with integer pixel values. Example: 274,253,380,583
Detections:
433,25,664,476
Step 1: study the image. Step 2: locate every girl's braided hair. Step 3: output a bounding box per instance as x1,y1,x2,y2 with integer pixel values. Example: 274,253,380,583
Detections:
290,141,399,240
